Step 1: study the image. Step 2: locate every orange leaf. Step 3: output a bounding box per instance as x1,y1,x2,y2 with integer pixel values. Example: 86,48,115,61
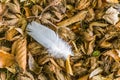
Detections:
5,28,17,41
12,37,27,72
0,50,15,68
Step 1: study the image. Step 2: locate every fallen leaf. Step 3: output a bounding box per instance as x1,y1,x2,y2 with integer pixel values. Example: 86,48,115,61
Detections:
12,37,27,72
57,11,87,27
106,0,119,3
0,50,15,68
89,67,103,78
5,27,18,41
103,49,120,63
28,52,42,74
7,0,20,13
66,56,73,75
78,75,89,80
103,7,119,25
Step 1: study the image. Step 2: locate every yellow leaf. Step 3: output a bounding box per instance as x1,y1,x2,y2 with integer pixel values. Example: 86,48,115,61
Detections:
66,56,73,75
106,0,118,3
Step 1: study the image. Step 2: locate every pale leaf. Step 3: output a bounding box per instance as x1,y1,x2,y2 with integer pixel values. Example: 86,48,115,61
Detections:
28,52,42,74
103,7,119,25
106,0,119,3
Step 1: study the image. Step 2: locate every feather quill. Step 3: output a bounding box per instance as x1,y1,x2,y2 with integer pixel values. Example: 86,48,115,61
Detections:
27,21,73,59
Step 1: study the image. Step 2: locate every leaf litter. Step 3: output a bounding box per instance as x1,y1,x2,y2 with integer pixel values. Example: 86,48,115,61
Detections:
0,0,120,80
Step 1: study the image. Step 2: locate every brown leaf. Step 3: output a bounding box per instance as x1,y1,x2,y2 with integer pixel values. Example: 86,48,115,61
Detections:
103,49,120,63
7,0,20,13
24,7,31,18
5,27,17,41
0,3,6,16
0,50,15,68
78,75,89,80
75,0,90,10
57,11,87,27
38,73,47,80
28,52,42,74
12,37,27,72
106,0,119,3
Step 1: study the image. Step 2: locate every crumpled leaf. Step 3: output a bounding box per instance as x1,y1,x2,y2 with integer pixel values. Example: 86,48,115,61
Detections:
7,0,20,13
89,67,103,78
0,50,15,68
103,7,119,25
103,49,120,63
12,37,27,72
17,71,34,80
28,52,42,74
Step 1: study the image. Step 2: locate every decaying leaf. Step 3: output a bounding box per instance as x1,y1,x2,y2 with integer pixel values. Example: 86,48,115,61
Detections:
12,37,27,72
103,7,119,25
0,50,15,68
28,52,42,74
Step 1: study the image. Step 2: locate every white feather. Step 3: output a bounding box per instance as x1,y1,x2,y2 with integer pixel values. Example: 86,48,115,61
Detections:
27,21,73,59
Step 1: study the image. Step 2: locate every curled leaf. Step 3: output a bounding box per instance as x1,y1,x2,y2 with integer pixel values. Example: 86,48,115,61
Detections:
0,50,15,68
89,67,103,78
103,49,120,63
28,52,42,74
7,0,20,13
12,37,27,72
103,7,119,25
66,56,73,75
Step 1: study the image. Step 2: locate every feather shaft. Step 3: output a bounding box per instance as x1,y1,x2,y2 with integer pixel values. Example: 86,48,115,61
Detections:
27,21,73,59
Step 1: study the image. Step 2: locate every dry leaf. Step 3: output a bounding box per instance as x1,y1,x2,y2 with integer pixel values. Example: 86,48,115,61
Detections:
103,7,119,25
103,49,120,63
7,0,20,13
24,7,31,18
106,0,119,3
12,37,27,72
89,67,103,78
78,75,89,80
0,72,6,80
17,71,34,80
57,11,87,27
0,50,15,68
38,73,47,80
66,56,73,75
5,27,17,41
75,0,90,10
28,52,42,74
0,3,6,16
